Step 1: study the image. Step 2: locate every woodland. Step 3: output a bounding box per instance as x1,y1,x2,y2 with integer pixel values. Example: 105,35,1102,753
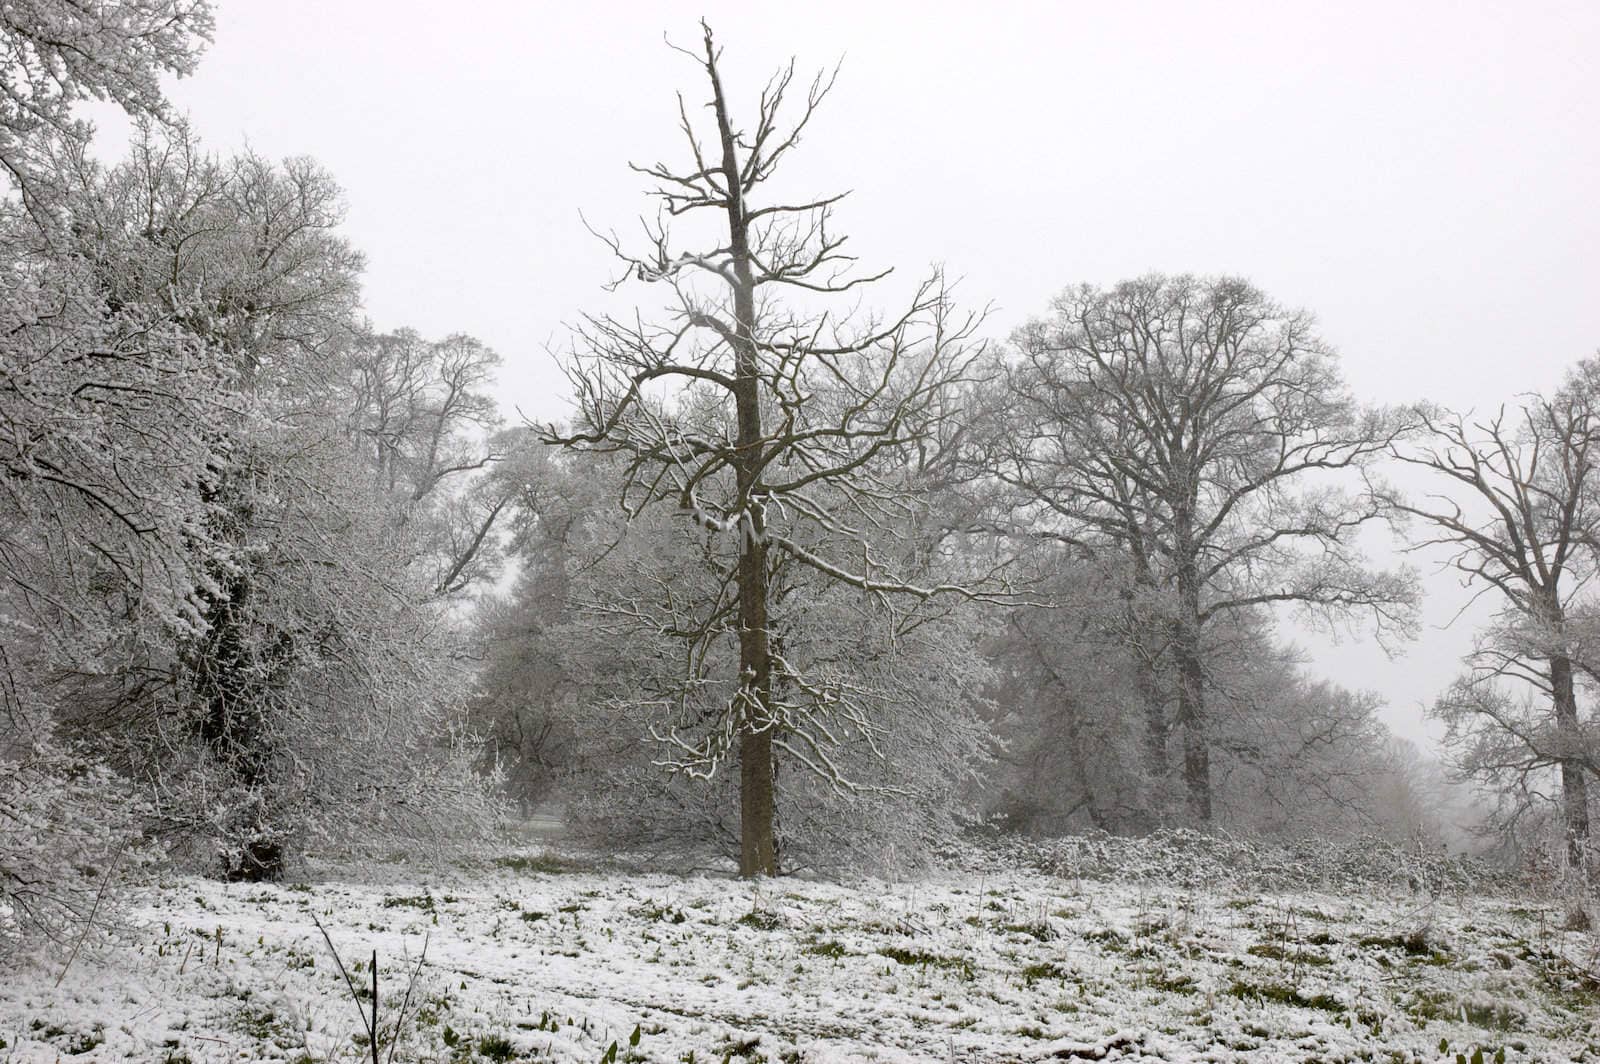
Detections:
1,6,1597,1062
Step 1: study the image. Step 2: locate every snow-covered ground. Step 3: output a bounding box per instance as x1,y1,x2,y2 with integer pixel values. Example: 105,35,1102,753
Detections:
4,850,1597,1062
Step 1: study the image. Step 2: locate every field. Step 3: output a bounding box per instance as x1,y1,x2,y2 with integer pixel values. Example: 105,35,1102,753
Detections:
3,842,1598,1063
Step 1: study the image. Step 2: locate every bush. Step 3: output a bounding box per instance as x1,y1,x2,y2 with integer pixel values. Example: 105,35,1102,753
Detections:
0,728,150,955
959,827,1514,895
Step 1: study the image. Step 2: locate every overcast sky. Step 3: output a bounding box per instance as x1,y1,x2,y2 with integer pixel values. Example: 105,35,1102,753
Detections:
90,0,1600,748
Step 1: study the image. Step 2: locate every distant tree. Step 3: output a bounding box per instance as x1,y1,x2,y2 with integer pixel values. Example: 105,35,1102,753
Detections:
1386,365,1600,877
468,441,591,810
1203,636,1395,836
342,327,510,597
1002,275,1417,822
981,555,1168,834
980,549,1403,838
544,23,989,875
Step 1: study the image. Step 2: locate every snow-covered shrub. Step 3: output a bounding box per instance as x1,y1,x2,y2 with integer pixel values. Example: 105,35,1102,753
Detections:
0,719,150,955
101,430,506,879
977,827,1512,895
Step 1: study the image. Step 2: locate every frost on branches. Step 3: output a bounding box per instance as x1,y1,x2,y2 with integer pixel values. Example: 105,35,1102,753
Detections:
525,481,992,874
0,225,225,953
0,0,213,215
3,114,506,890
129,427,501,880
0,715,150,956
543,22,1007,876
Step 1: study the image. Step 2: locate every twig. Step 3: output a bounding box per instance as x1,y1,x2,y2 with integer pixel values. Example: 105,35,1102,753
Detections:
309,913,430,1064
311,913,376,1048
55,841,126,987
386,935,432,1064
370,948,379,1064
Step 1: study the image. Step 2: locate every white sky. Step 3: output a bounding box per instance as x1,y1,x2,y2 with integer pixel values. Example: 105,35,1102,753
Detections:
88,0,1600,749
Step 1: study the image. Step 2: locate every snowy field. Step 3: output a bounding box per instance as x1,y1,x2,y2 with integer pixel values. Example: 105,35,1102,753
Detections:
4,848,1597,1063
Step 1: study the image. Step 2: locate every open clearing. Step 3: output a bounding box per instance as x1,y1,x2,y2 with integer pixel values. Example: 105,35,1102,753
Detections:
4,852,1597,1063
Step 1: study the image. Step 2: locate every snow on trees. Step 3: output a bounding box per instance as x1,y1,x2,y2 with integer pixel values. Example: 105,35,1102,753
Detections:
1,0,219,950
1386,364,1600,879
543,22,994,876
486,451,992,871
3,115,508,894
994,275,1418,823
0,0,212,217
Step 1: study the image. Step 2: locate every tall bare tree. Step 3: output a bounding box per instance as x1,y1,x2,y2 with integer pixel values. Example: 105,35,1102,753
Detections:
1387,365,1600,876
1002,275,1416,822
544,22,987,876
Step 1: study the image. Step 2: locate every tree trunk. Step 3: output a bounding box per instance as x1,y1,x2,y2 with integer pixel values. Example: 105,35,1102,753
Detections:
1123,543,1171,826
1549,654,1592,878
1136,654,1171,827
1137,660,1168,779
1123,579,1169,784
1175,635,1211,823
1173,558,1212,823
708,36,778,877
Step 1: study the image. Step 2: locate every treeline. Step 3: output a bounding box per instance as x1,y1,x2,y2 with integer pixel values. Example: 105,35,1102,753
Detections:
3,7,1597,959
470,25,1597,882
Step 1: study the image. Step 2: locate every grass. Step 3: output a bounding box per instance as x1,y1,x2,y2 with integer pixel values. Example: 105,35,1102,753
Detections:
12,855,1594,1063
877,945,975,978
1019,961,1067,984
734,909,783,931
803,939,848,959
1227,980,1345,1013
1247,942,1333,966
1408,990,1527,1031
495,852,587,875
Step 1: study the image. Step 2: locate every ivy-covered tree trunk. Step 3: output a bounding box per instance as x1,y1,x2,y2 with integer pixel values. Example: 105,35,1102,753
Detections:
183,474,295,882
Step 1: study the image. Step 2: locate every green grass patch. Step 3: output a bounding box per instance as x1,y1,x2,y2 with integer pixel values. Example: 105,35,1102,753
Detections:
1020,961,1067,984
630,901,688,924
1247,942,1333,966
1357,930,1440,957
1001,921,1055,942
1227,980,1344,1013
381,893,435,912
878,946,974,978
1145,971,1197,994
495,852,584,875
1408,991,1526,1031
803,939,849,959
735,909,783,931
476,1032,517,1061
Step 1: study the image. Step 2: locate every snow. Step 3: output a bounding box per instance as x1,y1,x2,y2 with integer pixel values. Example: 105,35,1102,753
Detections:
3,851,1596,1062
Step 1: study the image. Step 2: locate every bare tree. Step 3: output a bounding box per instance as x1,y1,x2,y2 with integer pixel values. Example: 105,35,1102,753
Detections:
343,327,509,596
1386,365,1600,876
345,329,502,499
543,22,988,876
1002,275,1416,822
